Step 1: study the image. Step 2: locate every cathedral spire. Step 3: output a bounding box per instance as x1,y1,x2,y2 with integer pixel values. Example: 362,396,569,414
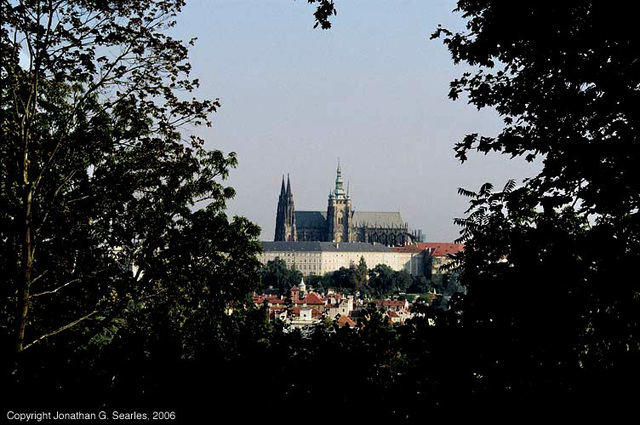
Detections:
334,161,345,199
279,175,286,198
275,173,297,242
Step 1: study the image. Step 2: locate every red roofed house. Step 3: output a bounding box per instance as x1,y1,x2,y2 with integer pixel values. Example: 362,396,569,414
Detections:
405,242,463,285
291,306,324,327
326,295,354,319
376,299,409,311
374,299,412,324
420,242,464,257
255,278,355,328
336,315,357,328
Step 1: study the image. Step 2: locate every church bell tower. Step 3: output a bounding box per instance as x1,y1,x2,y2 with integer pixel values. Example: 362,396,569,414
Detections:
274,175,297,241
326,162,355,243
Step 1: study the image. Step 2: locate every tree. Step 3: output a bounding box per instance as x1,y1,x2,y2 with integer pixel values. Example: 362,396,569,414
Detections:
433,0,640,411
304,273,332,293
354,255,368,292
1,0,262,401
327,259,369,295
328,266,358,294
407,275,431,294
366,264,412,298
259,258,303,295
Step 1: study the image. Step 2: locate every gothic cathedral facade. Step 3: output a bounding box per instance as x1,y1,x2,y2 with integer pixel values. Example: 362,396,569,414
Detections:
274,164,420,246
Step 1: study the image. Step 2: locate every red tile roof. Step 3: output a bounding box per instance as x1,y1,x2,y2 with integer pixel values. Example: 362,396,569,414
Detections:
300,292,325,305
336,315,357,328
390,245,423,253
389,242,463,256
253,295,283,304
420,242,464,257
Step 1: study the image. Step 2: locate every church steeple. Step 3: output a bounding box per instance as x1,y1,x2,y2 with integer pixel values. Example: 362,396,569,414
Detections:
274,174,297,242
327,161,354,243
334,161,346,200
280,175,286,197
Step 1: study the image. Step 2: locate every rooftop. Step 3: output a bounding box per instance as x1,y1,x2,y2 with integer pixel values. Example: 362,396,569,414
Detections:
294,211,406,230
301,292,325,305
352,211,405,229
420,242,464,257
295,211,327,228
261,241,392,253
336,315,357,328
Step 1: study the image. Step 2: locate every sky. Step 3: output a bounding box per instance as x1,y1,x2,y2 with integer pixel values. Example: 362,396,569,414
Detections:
173,0,541,242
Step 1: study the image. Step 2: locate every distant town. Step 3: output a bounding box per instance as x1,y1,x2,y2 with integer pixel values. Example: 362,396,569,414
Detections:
255,241,462,328
256,165,463,328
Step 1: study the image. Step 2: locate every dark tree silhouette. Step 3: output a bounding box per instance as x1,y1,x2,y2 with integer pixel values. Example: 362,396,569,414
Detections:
432,0,640,413
1,0,262,415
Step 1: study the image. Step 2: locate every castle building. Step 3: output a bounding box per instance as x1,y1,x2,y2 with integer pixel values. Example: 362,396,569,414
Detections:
274,164,422,246
259,241,426,277
258,241,463,279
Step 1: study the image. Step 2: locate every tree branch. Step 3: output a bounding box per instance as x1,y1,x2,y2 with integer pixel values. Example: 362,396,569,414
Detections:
30,278,81,298
21,310,98,352
30,269,49,286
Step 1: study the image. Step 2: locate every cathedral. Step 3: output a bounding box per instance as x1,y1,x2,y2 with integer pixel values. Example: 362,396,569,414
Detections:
274,164,421,246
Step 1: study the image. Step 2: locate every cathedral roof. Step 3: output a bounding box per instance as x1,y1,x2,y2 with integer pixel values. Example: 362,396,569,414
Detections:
294,211,407,230
261,241,392,253
352,211,405,229
295,211,327,229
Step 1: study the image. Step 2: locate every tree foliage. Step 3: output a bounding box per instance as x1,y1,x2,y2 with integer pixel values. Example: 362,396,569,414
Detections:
1,0,262,409
365,264,408,297
329,266,358,294
306,0,337,29
259,258,303,295
432,0,640,411
304,261,427,299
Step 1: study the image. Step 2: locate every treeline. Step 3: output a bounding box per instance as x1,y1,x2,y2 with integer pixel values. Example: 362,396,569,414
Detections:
258,257,454,300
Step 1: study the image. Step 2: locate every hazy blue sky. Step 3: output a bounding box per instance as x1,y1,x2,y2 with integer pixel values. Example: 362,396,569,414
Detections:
174,0,540,242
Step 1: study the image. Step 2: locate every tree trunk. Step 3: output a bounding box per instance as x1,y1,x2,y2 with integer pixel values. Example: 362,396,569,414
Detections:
16,185,34,354
16,80,35,354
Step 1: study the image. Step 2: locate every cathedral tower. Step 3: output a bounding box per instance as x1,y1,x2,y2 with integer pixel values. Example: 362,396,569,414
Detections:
274,175,297,241
326,162,355,242
273,164,413,246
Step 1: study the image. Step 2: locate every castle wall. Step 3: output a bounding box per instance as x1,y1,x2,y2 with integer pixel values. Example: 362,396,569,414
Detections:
259,243,425,277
